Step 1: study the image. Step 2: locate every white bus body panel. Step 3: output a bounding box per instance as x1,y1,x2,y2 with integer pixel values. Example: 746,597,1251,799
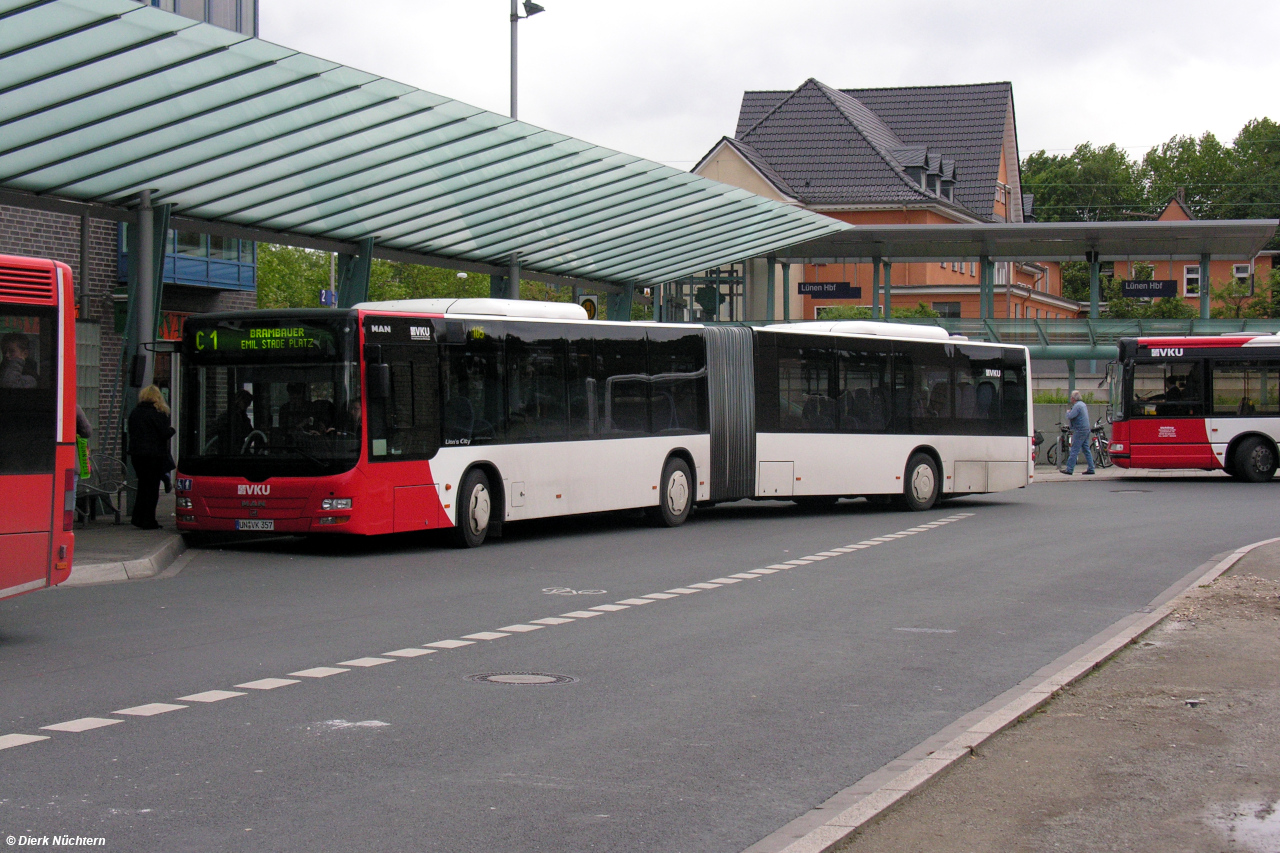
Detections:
431,436,711,524
1208,416,1280,468
755,433,1029,497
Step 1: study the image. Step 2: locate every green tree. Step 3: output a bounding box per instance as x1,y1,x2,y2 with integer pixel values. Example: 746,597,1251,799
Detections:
1220,119,1280,242
1021,143,1148,222
256,244,330,308
1143,132,1235,217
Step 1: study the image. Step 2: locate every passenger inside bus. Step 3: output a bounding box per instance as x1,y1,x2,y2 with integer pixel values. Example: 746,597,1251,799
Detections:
1,332,38,389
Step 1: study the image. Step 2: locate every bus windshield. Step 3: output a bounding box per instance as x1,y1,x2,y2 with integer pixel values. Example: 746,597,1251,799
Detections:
181,314,361,478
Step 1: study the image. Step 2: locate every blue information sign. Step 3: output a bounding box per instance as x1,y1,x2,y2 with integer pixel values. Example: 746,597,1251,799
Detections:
798,281,862,300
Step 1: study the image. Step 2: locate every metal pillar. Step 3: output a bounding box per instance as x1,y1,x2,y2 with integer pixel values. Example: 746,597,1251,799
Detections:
765,255,776,322
871,257,881,319
336,237,375,308
1087,251,1100,319
882,260,892,318
1067,359,1077,394
78,215,91,318
979,255,991,319
510,0,520,119
508,253,521,300
1199,252,1211,319
782,263,791,322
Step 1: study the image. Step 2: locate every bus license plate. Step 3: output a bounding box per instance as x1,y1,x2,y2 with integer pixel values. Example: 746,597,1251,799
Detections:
235,519,274,531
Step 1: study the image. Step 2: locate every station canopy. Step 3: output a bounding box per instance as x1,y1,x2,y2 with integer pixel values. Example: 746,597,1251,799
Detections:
774,220,1278,264
0,0,846,287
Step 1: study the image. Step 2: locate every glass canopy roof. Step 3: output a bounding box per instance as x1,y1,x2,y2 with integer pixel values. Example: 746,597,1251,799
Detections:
0,0,847,285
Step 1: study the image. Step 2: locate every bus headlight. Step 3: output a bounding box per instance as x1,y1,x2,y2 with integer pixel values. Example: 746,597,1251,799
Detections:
321,498,353,510
1110,442,1124,452
176,497,193,509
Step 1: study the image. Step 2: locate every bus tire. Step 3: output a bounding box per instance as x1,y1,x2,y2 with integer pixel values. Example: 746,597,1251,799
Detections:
651,457,693,527
900,452,940,511
452,468,493,547
1233,437,1278,483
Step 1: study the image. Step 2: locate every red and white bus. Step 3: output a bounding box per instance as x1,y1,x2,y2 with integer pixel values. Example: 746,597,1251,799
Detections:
1,253,78,600
175,299,1032,546
1108,334,1280,480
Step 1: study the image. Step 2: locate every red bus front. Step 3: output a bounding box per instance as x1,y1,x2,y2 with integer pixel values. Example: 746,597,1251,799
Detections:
1,254,76,600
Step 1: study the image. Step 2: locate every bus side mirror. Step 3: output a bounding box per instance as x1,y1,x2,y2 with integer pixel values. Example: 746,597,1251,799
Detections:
369,363,391,400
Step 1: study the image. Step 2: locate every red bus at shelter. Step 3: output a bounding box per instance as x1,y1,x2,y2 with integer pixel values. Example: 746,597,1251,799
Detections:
1108,335,1280,481
1,253,78,600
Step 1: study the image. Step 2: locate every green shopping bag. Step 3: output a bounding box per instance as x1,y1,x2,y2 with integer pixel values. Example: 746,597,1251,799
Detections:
76,436,91,479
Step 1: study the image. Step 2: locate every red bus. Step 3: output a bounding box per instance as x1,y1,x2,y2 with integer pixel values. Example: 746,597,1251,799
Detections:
1,253,77,600
174,299,1032,546
1108,334,1280,481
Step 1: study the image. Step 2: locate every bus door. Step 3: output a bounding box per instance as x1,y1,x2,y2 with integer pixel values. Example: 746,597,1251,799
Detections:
0,301,61,598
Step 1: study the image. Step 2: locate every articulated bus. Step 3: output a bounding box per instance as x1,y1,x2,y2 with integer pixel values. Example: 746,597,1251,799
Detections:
1108,334,1280,481
175,299,1032,546
1,253,77,599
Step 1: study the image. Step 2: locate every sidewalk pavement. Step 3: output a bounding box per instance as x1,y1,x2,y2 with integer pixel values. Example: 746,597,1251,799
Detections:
67,491,185,586
1033,463,1231,484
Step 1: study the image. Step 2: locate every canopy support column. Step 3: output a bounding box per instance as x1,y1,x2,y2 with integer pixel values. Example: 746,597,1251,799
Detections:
882,260,892,318
508,253,521,301
1200,252,1212,319
607,285,634,321
336,237,375,308
871,257,881,320
1087,250,1100,320
765,255,776,322
1067,359,1077,394
979,255,992,319
782,263,791,322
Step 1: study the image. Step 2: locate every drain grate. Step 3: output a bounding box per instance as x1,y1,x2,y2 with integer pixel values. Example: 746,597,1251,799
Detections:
467,672,577,685
1111,489,1152,493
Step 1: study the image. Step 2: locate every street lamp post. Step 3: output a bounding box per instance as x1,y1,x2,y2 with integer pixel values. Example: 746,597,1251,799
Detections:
510,0,544,120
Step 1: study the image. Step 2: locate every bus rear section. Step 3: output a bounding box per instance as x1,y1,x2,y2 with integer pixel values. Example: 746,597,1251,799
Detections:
1108,335,1280,481
1,254,76,601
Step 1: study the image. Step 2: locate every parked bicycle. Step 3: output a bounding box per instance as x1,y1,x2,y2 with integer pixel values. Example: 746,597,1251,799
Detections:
1045,417,1112,468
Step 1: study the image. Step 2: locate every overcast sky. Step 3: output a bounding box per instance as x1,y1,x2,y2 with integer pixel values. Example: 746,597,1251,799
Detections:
260,0,1277,171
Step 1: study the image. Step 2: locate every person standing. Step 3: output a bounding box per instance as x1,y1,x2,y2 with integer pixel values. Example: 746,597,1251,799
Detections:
1059,389,1095,476
127,385,176,529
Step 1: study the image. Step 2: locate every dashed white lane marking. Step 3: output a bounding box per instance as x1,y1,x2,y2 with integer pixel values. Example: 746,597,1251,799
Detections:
236,678,299,690
10,512,977,752
290,667,349,678
426,639,475,649
113,703,186,717
177,690,245,703
41,718,123,733
338,657,395,667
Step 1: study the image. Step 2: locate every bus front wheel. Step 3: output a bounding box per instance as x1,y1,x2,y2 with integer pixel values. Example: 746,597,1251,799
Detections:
899,453,940,511
649,457,693,527
452,469,493,548
1233,437,1278,483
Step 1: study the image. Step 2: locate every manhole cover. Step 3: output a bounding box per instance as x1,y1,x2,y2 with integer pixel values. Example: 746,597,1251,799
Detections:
467,672,577,685
1111,489,1152,493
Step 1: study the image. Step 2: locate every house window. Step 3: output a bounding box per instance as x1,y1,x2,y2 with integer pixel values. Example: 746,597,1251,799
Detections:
1235,263,1254,293
969,263,975,277
1184,265,1201,297
932,302,962,318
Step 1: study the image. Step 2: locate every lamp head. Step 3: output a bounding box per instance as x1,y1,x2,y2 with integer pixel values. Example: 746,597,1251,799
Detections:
523,1,545,15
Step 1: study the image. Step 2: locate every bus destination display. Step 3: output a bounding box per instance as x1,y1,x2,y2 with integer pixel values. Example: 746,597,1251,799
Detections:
186,317,350,362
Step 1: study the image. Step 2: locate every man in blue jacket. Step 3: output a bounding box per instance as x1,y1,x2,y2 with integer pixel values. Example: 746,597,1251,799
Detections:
1059,390,1095,475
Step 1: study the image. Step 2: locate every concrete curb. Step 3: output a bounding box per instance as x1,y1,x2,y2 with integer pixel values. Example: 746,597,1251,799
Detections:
744,535,1280,853
64,534,186,586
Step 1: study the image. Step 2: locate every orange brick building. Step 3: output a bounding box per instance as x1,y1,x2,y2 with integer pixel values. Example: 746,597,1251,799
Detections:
693,79,1079,320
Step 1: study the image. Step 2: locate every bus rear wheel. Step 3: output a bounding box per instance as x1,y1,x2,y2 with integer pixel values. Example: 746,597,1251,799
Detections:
649,457,693,527
1233,437,1278,483
452,469,493,548
898,453,940,511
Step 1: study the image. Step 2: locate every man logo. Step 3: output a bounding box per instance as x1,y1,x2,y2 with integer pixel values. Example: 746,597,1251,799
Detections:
238,484,270,496
370,324,391,333
1149,347,1185,357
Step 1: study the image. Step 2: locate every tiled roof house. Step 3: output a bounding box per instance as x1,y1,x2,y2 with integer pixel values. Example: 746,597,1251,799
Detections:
692,79,1080,320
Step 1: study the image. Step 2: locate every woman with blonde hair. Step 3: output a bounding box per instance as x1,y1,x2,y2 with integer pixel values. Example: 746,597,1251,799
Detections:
126,384,175,529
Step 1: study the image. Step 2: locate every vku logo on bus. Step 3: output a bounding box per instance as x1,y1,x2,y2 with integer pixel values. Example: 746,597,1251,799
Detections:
238,484,271,496
1149,347,1185,357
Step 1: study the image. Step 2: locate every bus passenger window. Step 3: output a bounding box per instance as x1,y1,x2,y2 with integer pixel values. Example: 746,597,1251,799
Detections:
506,333,567,443
1133,362,1204,417
1212,362,1279,417
778,346,835,432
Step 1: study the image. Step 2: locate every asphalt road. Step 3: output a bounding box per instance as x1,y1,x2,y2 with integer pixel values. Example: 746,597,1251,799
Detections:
0,478,1271,852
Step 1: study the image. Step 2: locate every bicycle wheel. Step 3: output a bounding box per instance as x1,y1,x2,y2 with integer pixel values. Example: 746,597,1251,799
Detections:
1096,439,1113,468
1046,442,1058,467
